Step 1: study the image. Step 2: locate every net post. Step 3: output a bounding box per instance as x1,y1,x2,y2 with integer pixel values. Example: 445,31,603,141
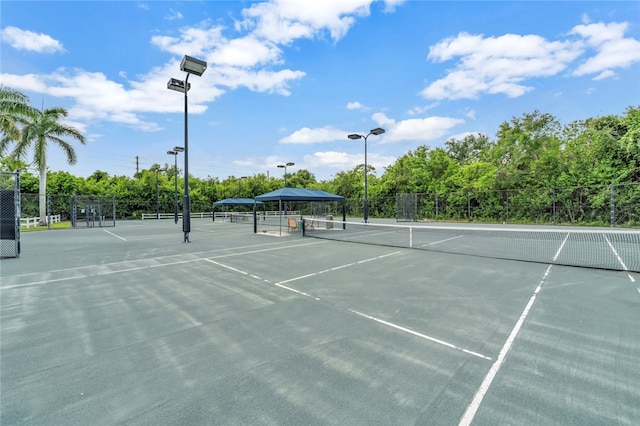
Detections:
342,203,346,230
253,204,257,233
552,188,556,225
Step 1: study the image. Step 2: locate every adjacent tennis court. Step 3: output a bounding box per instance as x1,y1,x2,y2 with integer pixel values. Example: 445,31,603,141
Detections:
1,218,639,425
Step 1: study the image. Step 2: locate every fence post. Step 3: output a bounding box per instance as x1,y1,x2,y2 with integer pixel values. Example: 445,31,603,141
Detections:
610,184,615,227
467,192,471,222
505,191,509,224
435,193,439,221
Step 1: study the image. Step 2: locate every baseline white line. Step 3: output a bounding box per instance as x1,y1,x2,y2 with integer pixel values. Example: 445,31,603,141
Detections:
103,229,126,241
459,264,553,426
349,309,491,361
604,235,629,271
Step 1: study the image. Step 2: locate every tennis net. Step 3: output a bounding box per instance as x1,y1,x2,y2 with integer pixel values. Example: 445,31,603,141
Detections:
302,218,640,272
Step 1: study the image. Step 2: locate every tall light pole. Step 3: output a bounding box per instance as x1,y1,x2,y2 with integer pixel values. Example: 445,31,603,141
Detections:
348,127,385,223
277,162,295,187
167,146,184,224
277,162,294,215
167,55,207,243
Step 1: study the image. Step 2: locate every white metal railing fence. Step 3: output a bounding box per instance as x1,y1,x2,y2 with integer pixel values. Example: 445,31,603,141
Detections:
20,214,61,228
141,212,213,220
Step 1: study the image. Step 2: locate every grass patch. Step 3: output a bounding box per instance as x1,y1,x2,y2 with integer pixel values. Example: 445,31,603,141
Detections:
21,221,72,232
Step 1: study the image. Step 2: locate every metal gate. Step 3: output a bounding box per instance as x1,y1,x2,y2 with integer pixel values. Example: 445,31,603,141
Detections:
71,195,116,228
1,171,20,258
396,193,417,222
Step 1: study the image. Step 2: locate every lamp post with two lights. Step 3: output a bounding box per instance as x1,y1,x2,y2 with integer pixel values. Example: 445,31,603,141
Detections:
167,55,207,242
347,127,385,223
166,146,184,224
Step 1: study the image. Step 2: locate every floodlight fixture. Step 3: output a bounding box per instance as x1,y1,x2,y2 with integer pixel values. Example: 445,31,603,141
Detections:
347,127,386,223
167,78,191,93
180,55,208,76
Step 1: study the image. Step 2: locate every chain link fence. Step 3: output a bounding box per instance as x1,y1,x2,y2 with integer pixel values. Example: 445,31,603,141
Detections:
354,183,640,228
1,172,20,258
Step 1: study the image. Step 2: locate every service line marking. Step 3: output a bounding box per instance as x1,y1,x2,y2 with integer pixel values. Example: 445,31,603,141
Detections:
349,309,491,361
205,251,490,361
459,264,553,426
103,229,126,241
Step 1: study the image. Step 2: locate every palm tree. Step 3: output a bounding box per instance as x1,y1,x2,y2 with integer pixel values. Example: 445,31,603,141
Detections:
12,106,86,224
0,87,38,156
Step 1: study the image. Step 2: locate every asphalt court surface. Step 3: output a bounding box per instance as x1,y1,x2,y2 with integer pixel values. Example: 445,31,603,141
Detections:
1,219,639,425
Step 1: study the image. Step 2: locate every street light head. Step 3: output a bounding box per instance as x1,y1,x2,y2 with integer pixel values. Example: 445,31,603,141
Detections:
286,162,295,167
370,127,385,135
348,133,363,140
167,78,191,93
277,164,285,168
167,150,177,155
180,55,207,76
173,146,185,152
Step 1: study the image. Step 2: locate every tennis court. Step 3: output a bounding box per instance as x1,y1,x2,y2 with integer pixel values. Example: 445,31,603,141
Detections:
1,218,639,425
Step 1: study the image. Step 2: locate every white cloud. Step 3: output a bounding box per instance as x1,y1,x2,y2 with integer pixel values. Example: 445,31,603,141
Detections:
407,103,438,116
151,26,225,58
463,108,476,120
423,32,583,100
373,112,465,142
165,9,183,21
1,1,398,135
1,26,64,53
593,70,615,81
346,101,364,110
422,20,640,101
303,151,396,173
209,36,282,67
570,22,640,78
280,126,347,144
238,0,375,44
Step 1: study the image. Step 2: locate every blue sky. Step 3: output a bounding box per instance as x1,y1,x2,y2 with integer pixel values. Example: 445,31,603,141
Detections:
2,0,639,181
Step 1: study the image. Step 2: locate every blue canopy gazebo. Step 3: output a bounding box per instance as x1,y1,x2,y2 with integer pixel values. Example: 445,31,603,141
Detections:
212,198,263,223
254,188,345,234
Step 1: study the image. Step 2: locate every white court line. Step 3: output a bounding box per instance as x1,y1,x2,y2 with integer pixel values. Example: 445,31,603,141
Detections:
420,234,464,247
205,253,490,361
277,251,402,285
1,258,202,290
604,235,629,271
459,264,553,426
2,240,326,280
349,309,491,361
103,229,126,241
553,233,570,261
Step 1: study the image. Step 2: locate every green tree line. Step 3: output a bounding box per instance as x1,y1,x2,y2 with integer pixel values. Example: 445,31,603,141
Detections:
2,86,638,225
